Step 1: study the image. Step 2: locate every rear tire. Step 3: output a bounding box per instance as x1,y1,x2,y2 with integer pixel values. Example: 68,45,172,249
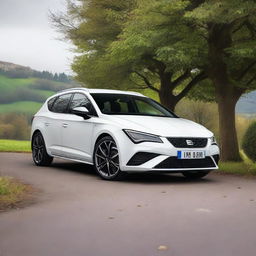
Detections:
93,135,126,181
182,171,210,179
32,132,53,166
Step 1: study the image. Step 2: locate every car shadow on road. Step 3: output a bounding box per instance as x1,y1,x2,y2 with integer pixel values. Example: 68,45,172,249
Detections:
49,160,217,185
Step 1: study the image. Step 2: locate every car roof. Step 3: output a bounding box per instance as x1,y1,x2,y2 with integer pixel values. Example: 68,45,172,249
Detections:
57,88,145,97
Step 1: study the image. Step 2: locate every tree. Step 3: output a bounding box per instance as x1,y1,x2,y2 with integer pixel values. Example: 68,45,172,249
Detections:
51,0,207,111
107,0,208,110
185,0,256,161
52,0,256,161
118,0,256,161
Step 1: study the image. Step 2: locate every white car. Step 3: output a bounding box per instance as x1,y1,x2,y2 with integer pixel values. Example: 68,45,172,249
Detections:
31,88,220,180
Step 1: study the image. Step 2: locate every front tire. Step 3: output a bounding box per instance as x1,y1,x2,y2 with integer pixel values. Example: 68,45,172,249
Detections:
32,132,53,166
93,136,126,181
182,171,210,179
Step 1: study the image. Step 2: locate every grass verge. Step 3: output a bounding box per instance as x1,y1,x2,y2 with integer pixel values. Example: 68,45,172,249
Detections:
0,177,34,212
217,151,256,177
0,139,31,152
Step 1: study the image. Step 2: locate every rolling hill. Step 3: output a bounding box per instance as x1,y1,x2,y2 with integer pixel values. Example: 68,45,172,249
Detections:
0,61,79,116
0,61,255,116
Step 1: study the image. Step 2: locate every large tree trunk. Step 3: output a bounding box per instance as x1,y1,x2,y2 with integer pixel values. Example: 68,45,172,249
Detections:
216,90,241,161
159,89,179,112
208,24,242,162
158,72,180,112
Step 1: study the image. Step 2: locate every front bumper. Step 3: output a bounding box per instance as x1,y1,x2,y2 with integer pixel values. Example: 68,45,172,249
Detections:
119,136,220,172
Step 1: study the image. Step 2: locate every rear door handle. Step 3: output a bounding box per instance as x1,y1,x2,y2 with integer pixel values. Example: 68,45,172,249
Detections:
62,123,68,128
45,122,50,127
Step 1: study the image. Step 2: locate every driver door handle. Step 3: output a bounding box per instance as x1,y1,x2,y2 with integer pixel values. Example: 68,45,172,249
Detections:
62,123,68,128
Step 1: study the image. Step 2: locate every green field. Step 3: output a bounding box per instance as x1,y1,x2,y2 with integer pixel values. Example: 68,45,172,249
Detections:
0,101,43,115
0,74,72,116
0,75,36,92
0,140,31,152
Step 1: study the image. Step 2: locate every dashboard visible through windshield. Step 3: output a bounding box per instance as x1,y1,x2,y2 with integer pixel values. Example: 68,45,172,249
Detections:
91,93,177,118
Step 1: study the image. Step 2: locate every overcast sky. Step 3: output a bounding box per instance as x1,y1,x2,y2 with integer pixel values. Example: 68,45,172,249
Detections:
0,0,74,73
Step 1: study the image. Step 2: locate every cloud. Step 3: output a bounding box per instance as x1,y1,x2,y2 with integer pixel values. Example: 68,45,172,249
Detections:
0,0,74,73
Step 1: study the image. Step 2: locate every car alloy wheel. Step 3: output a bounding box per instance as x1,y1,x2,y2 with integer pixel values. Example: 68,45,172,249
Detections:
94,136,125,180
32,132,53,166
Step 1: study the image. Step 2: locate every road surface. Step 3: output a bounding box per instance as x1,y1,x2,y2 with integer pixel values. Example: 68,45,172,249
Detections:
0,153,256,256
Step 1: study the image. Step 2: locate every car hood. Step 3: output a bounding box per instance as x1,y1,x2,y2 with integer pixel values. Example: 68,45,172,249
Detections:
105,115,213,137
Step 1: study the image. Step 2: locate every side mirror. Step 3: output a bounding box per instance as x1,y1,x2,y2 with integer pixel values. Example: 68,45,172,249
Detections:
71,106,90,119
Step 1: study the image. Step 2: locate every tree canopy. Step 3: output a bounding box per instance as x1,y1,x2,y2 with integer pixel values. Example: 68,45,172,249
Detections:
52,0,256,161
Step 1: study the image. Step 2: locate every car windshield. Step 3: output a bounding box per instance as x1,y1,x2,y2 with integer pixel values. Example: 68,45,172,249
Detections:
91,93,177,118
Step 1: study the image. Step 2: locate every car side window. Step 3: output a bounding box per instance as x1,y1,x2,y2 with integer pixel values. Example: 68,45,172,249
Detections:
51,93,72,113
47,97,57,111
69,93,96,115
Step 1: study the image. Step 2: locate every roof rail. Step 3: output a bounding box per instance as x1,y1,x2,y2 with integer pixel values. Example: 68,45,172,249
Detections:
58,87,88,93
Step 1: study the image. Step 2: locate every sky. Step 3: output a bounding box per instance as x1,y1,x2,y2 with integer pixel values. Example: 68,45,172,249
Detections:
0,0,74,73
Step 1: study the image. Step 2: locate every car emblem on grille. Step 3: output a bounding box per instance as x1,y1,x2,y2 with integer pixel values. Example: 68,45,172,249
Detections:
186,140,194,146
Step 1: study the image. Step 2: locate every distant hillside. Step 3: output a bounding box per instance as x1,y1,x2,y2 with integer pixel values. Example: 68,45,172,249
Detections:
236,91,256,115
0,61,80,116
0,61,32,72
0,60,72,83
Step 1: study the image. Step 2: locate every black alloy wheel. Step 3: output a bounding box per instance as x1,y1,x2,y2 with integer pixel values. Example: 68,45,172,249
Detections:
32,132,53,166
94,136,126,180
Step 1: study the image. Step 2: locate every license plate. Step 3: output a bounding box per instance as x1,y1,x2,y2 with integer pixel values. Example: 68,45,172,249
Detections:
177,151,205,159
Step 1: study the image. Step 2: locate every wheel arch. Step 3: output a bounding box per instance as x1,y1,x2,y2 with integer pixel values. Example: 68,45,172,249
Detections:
93,132,120,158
92,129,124,166
95,133,113,145
31,129,41,146
31,129,51,156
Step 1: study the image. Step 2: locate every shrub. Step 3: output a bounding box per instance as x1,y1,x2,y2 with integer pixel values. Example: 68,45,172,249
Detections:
236,116,256,147
242,122,256,162
0,113,30,140
0,124,15,139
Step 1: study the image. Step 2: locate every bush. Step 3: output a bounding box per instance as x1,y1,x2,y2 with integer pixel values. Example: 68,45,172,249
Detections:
236,116,256,147
0,113,30,140
242,122,256,162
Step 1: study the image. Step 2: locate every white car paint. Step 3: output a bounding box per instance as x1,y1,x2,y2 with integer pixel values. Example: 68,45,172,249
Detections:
31,88,220,173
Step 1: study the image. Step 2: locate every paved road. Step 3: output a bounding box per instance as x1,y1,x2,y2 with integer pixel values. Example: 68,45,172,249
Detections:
0,153,256,256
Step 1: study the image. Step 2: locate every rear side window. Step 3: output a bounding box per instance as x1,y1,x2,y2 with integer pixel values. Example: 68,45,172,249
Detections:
47,97,56,111
51,93,72,113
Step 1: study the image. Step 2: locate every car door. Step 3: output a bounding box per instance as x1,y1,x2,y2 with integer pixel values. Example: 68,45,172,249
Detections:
61,93,96,163
44,93,73,156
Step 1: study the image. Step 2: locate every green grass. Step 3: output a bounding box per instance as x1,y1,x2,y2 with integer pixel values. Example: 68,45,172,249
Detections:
218,162,256,176
0,176,32,211
0,101,42,115
0,139,31,152
34,89,54,98
0,74,70,115
218,151,256,177
0,75,36,93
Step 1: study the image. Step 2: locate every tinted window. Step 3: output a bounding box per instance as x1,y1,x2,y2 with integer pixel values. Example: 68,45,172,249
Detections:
91,93,176,118
47,97,56,111
69,93,96,115
51,93,72,113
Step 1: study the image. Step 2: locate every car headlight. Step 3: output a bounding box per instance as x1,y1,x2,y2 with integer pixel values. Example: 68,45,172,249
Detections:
123,129,163,144
210,136,217,145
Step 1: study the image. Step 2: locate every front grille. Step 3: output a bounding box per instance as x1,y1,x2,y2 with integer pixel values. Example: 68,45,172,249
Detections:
167,137,208,148
154,156,216,169
127,152,159,166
